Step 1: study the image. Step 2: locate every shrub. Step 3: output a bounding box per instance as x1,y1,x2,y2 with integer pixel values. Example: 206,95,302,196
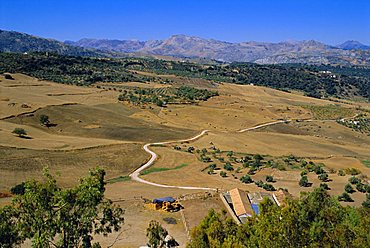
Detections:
318,173,329,182
345,168,361,176
344,183,355,193
356,183,366,193
338,170,345,176
299,176,311,187
220,171,227,178
224,162,234,171
10,182,26,195
320,183,330,190
4,74,14,80
240,175,253,184
263,183,276,191
12,128,27,137
338,192,353,202
348,176,360,185
266,175,274,182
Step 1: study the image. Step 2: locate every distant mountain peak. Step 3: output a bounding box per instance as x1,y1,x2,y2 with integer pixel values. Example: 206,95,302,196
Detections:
337,40,370,50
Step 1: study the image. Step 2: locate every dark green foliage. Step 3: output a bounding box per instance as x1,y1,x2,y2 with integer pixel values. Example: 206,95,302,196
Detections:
0,168,124,247
363,194,370,208
349,176,361,185
240,175,253,184
146,220,178,248
345,183,355,193
338,192,354,202
12,127,27,137
39,114,50,125
10,182,25,195
1,52,368,100
262,183,276,191
345,167,361,175
320,183,330,190
220,171,227,177
223,162,234,171
356,183,367,193
4,73,14,79
266,175,274,182
338,170,346,176
189,188,370,247
175,86,218,101
299,175,311,187
318,173,329,182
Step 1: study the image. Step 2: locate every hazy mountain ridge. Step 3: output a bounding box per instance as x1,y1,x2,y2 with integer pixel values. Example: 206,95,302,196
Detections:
0,30,121,57
1,30,370,66
337,40,370,50
68,34,370,66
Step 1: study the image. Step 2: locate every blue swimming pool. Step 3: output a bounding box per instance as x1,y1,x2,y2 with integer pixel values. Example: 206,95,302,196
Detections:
251,203,260,215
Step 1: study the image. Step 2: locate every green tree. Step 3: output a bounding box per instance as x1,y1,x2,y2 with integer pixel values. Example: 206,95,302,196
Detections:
12,127,27,137
220,171,227,177
0,206,23,248
345,183,355,193
0,168,124,247
318,173,329,182
39,114,50,126
266,175,274,182
338,192,353,202
240,175,253,184
299,175,310,187
146,220,178,248
224,162,234,171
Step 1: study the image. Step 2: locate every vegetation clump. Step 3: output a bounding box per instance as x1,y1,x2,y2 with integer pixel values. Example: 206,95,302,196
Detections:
188,188,369,247
0,168,124,248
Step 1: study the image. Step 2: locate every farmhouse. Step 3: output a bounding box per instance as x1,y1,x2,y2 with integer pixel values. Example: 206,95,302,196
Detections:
222,188,292,224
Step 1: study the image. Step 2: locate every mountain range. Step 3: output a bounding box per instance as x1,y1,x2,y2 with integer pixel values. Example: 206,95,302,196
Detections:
1,29,370,66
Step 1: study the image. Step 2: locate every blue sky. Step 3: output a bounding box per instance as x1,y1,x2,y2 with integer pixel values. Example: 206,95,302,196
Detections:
1,0,369,45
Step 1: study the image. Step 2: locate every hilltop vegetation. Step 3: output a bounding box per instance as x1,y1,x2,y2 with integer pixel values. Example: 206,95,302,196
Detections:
0,52,369,101
0,30,118,58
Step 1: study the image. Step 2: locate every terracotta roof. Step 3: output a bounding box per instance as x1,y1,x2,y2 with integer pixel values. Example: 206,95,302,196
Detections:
229,188,254,217
273,189,291,206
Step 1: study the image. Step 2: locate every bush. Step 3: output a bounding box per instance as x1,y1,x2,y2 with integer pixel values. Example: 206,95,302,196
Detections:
320,183,330,190
4,74,14,80
224,162,234,171
10,182,26,195
344,183,355,193
240,175,253,184
356,183,366,193
12,128,27,137
262,183,276,191
318,173,329,182
338,192,353,202
299,175,311,187
39,114,50,125
348,176,360,185
266,175,274,182
345,168,361,176
220,171,227,178
338,170,346,176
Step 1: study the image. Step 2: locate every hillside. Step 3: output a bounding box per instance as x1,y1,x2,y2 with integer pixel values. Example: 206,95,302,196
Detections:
0,30,122,57
1,52,369,100
68,34,370,66
1,30,370,66
337,40,370,51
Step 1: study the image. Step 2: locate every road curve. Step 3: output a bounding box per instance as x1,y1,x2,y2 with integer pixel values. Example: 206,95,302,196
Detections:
130,119,294,190
129,130,216,191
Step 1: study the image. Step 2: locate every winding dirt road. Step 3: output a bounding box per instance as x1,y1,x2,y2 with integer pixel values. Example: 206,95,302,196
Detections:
130,120,293,190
